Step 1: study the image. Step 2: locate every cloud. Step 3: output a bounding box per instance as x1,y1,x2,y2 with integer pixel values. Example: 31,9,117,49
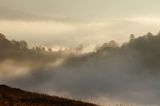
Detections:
2,18,160,49
0,6,41,21
0,5,75,22
126,16,160,25
0,20,117,47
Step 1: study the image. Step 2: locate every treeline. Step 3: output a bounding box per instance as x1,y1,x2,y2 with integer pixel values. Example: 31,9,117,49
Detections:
0,33,62,62
1,32,160,69
65,32,160,72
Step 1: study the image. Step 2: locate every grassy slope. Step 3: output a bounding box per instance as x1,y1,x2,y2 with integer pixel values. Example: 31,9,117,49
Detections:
0,85,98,106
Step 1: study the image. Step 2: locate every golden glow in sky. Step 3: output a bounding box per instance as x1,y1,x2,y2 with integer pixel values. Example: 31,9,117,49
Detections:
0,0,160,47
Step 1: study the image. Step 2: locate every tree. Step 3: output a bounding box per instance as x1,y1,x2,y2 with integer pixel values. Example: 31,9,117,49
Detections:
0,33,6,40
19,41,28,49
129,34,135,41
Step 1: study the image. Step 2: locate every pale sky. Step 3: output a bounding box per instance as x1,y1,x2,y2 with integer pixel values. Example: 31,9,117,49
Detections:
0,0,160,47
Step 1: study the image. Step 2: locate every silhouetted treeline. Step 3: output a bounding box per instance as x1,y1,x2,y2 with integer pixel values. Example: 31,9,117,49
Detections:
1,32,160,70
0,85,98,106
64,32,160,73
121,32,160,70
0,33,62,62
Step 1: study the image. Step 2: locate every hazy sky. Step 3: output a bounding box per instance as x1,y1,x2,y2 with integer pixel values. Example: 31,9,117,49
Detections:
1,0,160,47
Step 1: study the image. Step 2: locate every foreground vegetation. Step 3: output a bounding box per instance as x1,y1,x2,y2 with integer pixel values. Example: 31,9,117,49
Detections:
0,85,98,106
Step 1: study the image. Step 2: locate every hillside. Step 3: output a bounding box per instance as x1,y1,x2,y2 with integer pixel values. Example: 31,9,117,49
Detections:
0,85,98,106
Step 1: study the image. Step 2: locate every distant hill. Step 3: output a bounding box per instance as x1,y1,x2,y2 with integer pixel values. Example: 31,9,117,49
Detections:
0,85,98,106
